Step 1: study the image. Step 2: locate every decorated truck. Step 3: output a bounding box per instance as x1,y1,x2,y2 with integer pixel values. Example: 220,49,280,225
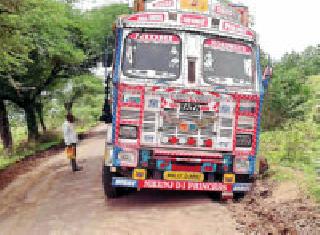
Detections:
101,0,270,200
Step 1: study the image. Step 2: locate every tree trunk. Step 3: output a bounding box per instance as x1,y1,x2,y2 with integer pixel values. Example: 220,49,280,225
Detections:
64,102,73,114
0,99,13,153
36,102,46,132
24,103,39,141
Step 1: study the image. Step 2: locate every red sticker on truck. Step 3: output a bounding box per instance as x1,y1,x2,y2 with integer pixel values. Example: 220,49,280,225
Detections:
127,13,165,23
204,39,252,55
128,33,180,44
180,14,208,28
220,20,254,39
138,180,231,191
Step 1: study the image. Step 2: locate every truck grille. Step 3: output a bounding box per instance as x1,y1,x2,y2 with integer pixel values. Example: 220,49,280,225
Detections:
161,108,218,147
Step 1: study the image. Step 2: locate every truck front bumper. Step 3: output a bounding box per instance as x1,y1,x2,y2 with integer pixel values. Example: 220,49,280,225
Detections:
112,177,252,192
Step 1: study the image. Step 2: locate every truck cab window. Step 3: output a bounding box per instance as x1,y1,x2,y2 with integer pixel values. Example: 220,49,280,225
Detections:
203,38,254,87
123,32,181,80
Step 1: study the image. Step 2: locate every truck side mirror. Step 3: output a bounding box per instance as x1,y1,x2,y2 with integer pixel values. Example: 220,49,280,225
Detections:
262,67,272,91
100,104,112,123
103,36,114,68
263,67,273,80
103,50,112,68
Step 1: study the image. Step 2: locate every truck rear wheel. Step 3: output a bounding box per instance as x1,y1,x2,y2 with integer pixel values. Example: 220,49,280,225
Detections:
102,165,119,198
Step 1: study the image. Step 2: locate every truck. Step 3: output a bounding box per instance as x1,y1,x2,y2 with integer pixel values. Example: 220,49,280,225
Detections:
101,0,270,200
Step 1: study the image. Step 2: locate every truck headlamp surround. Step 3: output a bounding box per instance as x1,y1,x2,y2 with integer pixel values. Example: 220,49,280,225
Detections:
236,134,252,148
118,150,137,167
234,157,250,173
119,125,138,139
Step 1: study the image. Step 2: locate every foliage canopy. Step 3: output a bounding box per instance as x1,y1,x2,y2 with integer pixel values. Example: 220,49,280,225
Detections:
0,0,129,141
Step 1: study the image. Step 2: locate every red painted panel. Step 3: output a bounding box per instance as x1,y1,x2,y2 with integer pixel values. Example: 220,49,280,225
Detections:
153,156,223,164
138,180,232,192
128,33,180,44
171,164,202,172
180,14,209,28
204,38,252,55
233,94,260,156
154,149,223,158
127,13,165,23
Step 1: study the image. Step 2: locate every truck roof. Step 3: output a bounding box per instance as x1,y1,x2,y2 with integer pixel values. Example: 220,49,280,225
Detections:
120,0,255,42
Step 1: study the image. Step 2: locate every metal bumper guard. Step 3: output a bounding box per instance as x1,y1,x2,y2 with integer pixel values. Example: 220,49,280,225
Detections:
112,177,252,192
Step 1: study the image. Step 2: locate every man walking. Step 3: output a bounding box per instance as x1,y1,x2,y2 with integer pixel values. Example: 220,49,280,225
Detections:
62,114,82,171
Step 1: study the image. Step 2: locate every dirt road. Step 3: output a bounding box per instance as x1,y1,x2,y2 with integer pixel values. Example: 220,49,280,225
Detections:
0,125,239,235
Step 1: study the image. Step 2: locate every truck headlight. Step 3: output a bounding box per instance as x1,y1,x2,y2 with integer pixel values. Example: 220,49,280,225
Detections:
104,148,113,166
119,125,138,139
234,157,250,173
236,134,252,148
118,151,137,167
106,125,113,144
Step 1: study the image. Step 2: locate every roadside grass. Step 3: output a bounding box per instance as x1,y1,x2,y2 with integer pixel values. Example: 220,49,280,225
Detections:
260,75,320,202
260,126,320,202
0,133,62,170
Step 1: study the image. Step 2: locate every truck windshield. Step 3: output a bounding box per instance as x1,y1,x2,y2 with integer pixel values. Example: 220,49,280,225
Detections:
203,38,254,86
123,32,181,80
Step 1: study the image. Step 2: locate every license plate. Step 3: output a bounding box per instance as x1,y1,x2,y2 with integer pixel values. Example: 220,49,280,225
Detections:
164,171,204,182
180,102,200,112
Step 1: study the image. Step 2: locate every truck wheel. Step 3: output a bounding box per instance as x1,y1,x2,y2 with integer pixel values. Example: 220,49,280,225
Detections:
102,165,119,198
208,192,222,201
233,192,245,201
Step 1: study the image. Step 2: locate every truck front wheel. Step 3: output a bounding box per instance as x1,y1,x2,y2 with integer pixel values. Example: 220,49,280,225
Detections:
102,165,119,198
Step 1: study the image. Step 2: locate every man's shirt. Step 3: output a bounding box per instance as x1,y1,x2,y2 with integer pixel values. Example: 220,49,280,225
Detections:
62,121,78,145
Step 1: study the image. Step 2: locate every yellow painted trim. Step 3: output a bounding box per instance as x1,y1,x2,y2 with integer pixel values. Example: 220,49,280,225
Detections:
164,171,204,182
132,169,147,180
224,174,235,184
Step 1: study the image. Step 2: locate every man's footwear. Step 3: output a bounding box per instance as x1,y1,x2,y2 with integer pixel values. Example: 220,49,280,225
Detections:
74,166,83,171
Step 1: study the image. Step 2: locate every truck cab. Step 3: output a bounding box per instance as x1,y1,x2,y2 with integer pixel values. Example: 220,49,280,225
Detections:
102,0,264,200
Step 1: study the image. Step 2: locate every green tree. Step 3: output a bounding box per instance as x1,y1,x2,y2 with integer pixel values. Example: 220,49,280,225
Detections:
0,0,26,150
300,45,320,76
0,1,129,146
50,74,104,115
81,4,131,64
261,46,320,129
0,0,86,141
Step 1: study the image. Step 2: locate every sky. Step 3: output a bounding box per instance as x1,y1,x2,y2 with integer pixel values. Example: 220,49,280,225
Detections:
238,0,320,59
77,0,320,59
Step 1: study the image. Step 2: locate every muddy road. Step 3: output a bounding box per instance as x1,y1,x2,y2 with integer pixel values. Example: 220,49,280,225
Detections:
0,125,239,235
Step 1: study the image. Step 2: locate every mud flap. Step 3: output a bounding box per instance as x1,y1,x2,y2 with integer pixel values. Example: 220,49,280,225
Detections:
259,157,269,175
222,191,233,201
102,165,119,198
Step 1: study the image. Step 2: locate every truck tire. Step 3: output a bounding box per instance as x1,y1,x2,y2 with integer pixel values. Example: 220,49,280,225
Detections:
233,192,245,201
208,192,222,201
102,165,119,198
